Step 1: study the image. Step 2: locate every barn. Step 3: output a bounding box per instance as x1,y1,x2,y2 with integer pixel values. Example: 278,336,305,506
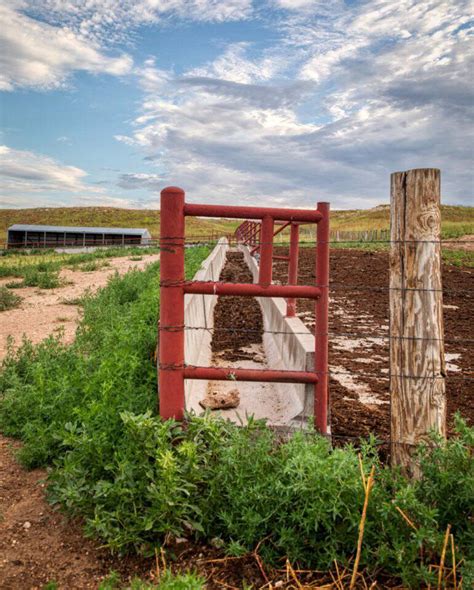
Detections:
7,224,152,249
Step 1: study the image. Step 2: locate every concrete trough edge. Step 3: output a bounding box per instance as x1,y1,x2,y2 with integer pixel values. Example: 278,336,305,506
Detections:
238,244,316,422
185,238,229,411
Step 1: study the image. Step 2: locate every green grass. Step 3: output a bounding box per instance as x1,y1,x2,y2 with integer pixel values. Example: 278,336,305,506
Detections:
0,244,472,588
98,571,205,590
0,246,162,280
0,286,22,311
0,206,238,244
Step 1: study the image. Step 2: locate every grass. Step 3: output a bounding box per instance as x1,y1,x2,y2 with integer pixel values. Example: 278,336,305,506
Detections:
0,286,22,311
0,206,239,244
0,244,472,588
0,245,162,280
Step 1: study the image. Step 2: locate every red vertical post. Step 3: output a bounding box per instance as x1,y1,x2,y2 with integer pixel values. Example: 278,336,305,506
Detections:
159,186,185,420
259,215,274,285
286,222,299,317
315,202,330,434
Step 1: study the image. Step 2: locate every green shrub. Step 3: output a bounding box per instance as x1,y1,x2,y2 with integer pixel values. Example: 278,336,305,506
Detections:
98,570,205,590
20,267,62,289
0,286,22,311
1,244,472,587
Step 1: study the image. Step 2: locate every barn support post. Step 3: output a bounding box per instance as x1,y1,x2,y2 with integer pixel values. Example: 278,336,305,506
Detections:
159,186,186,419
315,202,330,434
286,222,299,317
390,168,446,476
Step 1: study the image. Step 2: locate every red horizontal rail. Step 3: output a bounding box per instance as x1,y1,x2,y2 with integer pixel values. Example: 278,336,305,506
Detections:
185,203,322,223
183,281,321,299
184,366,318,384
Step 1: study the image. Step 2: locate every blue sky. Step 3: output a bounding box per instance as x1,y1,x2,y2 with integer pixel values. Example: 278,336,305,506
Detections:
0,0,472,210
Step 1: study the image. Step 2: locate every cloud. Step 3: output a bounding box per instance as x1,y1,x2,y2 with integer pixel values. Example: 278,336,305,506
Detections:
25,0,253,45
0,145,153,208
0,144,106,197
118,172,164,190
114,0,473,207
0,1,132,91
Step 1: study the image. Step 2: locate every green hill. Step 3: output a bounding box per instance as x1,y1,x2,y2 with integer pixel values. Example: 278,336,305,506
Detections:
0,207,238,244
1,204,472,244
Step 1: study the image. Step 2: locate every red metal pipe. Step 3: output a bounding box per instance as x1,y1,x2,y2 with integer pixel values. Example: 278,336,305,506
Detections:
184,366,318,384
159,186,186,420
259,215,274,285
315,202,330,434
273,255,289,261
286,223,300,317
185,203,323,223
183,281,321,299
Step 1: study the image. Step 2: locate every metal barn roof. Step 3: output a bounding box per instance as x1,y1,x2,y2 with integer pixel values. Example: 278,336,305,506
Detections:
8,224,151,237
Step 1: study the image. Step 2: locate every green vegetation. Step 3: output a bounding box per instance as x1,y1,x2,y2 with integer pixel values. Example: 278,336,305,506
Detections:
0,206,238,243
0,285,22,311
99,571,205,590
1,245,472,588
326,204,474,238
0,245,162,280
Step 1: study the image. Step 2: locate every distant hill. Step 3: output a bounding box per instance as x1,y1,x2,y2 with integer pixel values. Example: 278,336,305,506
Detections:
329,205,474,237
0,204,472,243
0,207,238,243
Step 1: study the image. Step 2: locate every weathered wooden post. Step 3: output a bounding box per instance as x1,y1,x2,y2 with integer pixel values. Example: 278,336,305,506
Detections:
390,168,446,475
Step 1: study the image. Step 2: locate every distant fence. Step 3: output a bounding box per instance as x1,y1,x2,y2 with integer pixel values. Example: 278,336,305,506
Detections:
329,229,390,242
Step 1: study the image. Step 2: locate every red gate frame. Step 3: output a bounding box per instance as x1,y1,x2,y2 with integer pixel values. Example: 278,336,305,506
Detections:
159,186,330,433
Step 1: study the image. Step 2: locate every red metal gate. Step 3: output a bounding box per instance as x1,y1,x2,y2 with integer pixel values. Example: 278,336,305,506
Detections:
159,186,330,433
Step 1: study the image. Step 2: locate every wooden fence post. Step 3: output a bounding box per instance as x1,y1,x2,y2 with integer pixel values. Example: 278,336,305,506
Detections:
390,168,446,475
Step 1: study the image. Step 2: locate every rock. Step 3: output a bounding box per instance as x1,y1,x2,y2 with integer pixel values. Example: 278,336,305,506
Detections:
199,389,240,410
23,521,31,530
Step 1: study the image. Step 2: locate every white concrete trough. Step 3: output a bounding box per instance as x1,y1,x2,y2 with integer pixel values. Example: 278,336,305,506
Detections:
239,245,316,425
185,238,229,411
184,238,316,427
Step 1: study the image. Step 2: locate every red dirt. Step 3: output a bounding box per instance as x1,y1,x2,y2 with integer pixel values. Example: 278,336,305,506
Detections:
272,248,473,443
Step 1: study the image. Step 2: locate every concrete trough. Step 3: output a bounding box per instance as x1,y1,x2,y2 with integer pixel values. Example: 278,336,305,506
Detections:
239,245,316,424
185,238,229,411
183,239,316,426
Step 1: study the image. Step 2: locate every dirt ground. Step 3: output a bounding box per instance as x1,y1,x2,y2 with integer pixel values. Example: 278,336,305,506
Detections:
0,248,471,588
272,248,473,443
0,254,161,589
0,255,160,361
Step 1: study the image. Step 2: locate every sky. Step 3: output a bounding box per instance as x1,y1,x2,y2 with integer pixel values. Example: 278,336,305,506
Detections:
0,0,472,210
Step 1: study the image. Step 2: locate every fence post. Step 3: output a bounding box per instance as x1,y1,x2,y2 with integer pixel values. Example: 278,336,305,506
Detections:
286,222,299,317
159,186,186,420
390,168,446,475
315,202,330,434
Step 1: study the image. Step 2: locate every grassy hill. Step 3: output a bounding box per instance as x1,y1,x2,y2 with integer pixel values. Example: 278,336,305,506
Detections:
0,204,472,244
329,205,474,237
0,207,238,243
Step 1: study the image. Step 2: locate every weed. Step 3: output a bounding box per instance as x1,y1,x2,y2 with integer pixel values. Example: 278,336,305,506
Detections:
98,570,205,589
0,286,22,311
1,244,472,588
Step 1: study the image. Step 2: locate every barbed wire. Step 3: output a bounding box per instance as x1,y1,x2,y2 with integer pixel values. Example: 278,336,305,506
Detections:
158,323,474,345
158,362,473,382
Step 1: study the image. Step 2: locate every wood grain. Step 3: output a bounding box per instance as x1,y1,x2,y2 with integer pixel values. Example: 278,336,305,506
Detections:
390,168,446,475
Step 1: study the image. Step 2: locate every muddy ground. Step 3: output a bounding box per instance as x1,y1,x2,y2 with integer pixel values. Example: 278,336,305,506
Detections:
272,248,473,442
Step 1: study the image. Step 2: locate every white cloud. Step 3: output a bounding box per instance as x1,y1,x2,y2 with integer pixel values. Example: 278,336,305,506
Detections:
0,145,159,209
25,0,253,44
0,144,102,195
112,0,473,207
0,1,133,91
